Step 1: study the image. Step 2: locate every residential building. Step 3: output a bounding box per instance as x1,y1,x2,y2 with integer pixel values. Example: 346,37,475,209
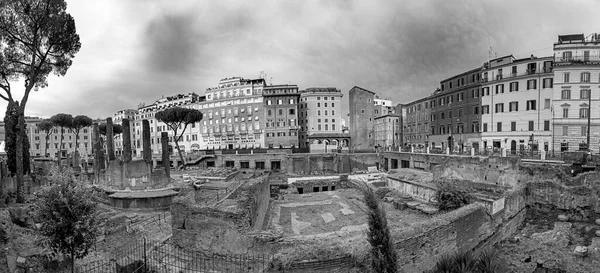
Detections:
480,55,554,153
374,97,395,116
402,97,431,148
133,93,203,158
552,33,600,152
113,109,137,157
263,84,300,148
25,116,94,159
348,86,376,151
374,114,400,149
299,87,349,148
429,67,482,152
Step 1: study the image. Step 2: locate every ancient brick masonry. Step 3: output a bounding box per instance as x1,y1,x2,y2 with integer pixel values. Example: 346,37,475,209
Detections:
161,132,170,177
142,120,151,164
106,117,115,161
122,118,132,163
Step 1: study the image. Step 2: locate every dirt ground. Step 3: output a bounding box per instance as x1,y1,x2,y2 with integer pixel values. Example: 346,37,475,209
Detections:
495,204,600,273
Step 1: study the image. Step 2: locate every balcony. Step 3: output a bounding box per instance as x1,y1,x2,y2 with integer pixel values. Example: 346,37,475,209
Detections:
554,55,600,65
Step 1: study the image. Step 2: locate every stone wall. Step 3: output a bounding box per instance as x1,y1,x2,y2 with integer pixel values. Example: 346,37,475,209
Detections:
527,170,600,212
100,160,169,190
171,175,275,255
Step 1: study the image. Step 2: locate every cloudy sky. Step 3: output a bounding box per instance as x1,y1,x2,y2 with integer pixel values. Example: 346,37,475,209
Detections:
2,0,600,119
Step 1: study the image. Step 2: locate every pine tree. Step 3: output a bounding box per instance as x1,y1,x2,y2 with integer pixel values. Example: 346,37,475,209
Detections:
364,188,398,273
3,101,30,175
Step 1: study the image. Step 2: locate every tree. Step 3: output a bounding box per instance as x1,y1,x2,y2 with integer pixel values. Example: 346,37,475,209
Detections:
364,188,397,273
3,101,30,175
37,119,54,157
71,115,92,157
35,166,99,273
50,113,72,164
155,107,203,170
0,0,82,203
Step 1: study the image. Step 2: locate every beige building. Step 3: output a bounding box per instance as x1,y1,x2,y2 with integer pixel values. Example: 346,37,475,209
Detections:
374,114,400,150
481,55,554,153
113,109,137,157
401,97,432,148
25,116,94,159
263,85,300,148
299,87,348,148
552,33,600,152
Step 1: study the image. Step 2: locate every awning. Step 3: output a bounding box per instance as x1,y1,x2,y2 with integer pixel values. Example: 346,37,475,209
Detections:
235,143,240,149
242,143,247,149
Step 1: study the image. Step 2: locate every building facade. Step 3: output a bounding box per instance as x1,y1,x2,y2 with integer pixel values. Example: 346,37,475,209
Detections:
263,84,300,148
429,68,482,152
348,86,376,151
552,33,600,152
26,116,94,159
299,87,348,148
480,55,554,153
374,114,400,149
401,97,431,148
113,109,137,157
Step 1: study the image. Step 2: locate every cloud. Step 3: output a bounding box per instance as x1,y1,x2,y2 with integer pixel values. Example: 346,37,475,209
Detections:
2,0,600,120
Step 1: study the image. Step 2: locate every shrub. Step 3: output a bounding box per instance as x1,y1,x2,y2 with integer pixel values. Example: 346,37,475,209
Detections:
433,181,473,211
427,249,500,273
364,188,397,273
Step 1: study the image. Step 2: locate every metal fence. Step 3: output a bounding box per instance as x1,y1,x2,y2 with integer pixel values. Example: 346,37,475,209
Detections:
46,238,273,273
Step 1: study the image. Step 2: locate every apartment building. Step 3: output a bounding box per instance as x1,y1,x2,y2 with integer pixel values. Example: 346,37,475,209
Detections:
401,97,431,148
552,33,600,152
263,84,300,148
298,87,348,148
25,116,94,158
374,114,400,149
429,68,482,152
480,55,554,153
113,109,137,157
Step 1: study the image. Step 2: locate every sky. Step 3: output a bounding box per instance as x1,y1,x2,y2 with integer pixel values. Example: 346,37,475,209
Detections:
2,0,600,120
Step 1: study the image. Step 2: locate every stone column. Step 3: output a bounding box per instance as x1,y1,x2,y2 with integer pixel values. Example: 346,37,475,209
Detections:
122,118,132,163
426,147,430,154
541,149,546,161
161,132,170,178
501,148,507,157
92,123,101,182
446,147,450,155
106,117,115,161
410,146,414,153
471,148,475,156
142,120,151,164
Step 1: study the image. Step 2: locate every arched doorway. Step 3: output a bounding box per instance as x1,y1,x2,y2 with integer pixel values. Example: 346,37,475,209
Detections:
510,140,517,154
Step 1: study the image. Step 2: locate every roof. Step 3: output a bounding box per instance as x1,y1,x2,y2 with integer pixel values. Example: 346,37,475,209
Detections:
440,67,482,83
558,34,585,43
307,133,350,139
350,86,376,95
374,114,400,119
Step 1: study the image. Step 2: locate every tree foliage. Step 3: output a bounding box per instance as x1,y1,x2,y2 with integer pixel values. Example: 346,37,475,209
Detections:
50,113,72,162
0,0,81,203
37,119,53,157
364,188,397,273
426,249,500,273
3,101,30,175
35,166,99,273
155,107,203,170
432,181,473,211
99,123,123,136
71,115,92,155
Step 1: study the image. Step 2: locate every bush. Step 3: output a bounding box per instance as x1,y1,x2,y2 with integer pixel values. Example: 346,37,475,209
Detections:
432,181,473,211
427,249,500,273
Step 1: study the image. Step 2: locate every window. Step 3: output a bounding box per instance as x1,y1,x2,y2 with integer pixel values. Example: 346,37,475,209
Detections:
509,82,519,92
581,72,590,83
528,121,534,131
448,110,452,119
458,108,463,117
267,100,272,105
290,109,295,115
544,120,550,131
268,110,272,116
562,90,571,99
511,121,516,131
483,123,488,132
484,87,490,96
527,79,537,90
581,89,590,100
526,100,536,110
561,142,569,152
495,84,504,94
473,106,479,115
580,108,589,119
563,108,569,118
564,72,570,83
441,112,445,119
324,103,328,107
543,78,553,88
496,122,502,132
482,105,489,114
582,126,588,136
544,99,551,109
562,126,568,136
495,103,504,113
318,110,321,115
509,101,519,112
563,51,572,61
